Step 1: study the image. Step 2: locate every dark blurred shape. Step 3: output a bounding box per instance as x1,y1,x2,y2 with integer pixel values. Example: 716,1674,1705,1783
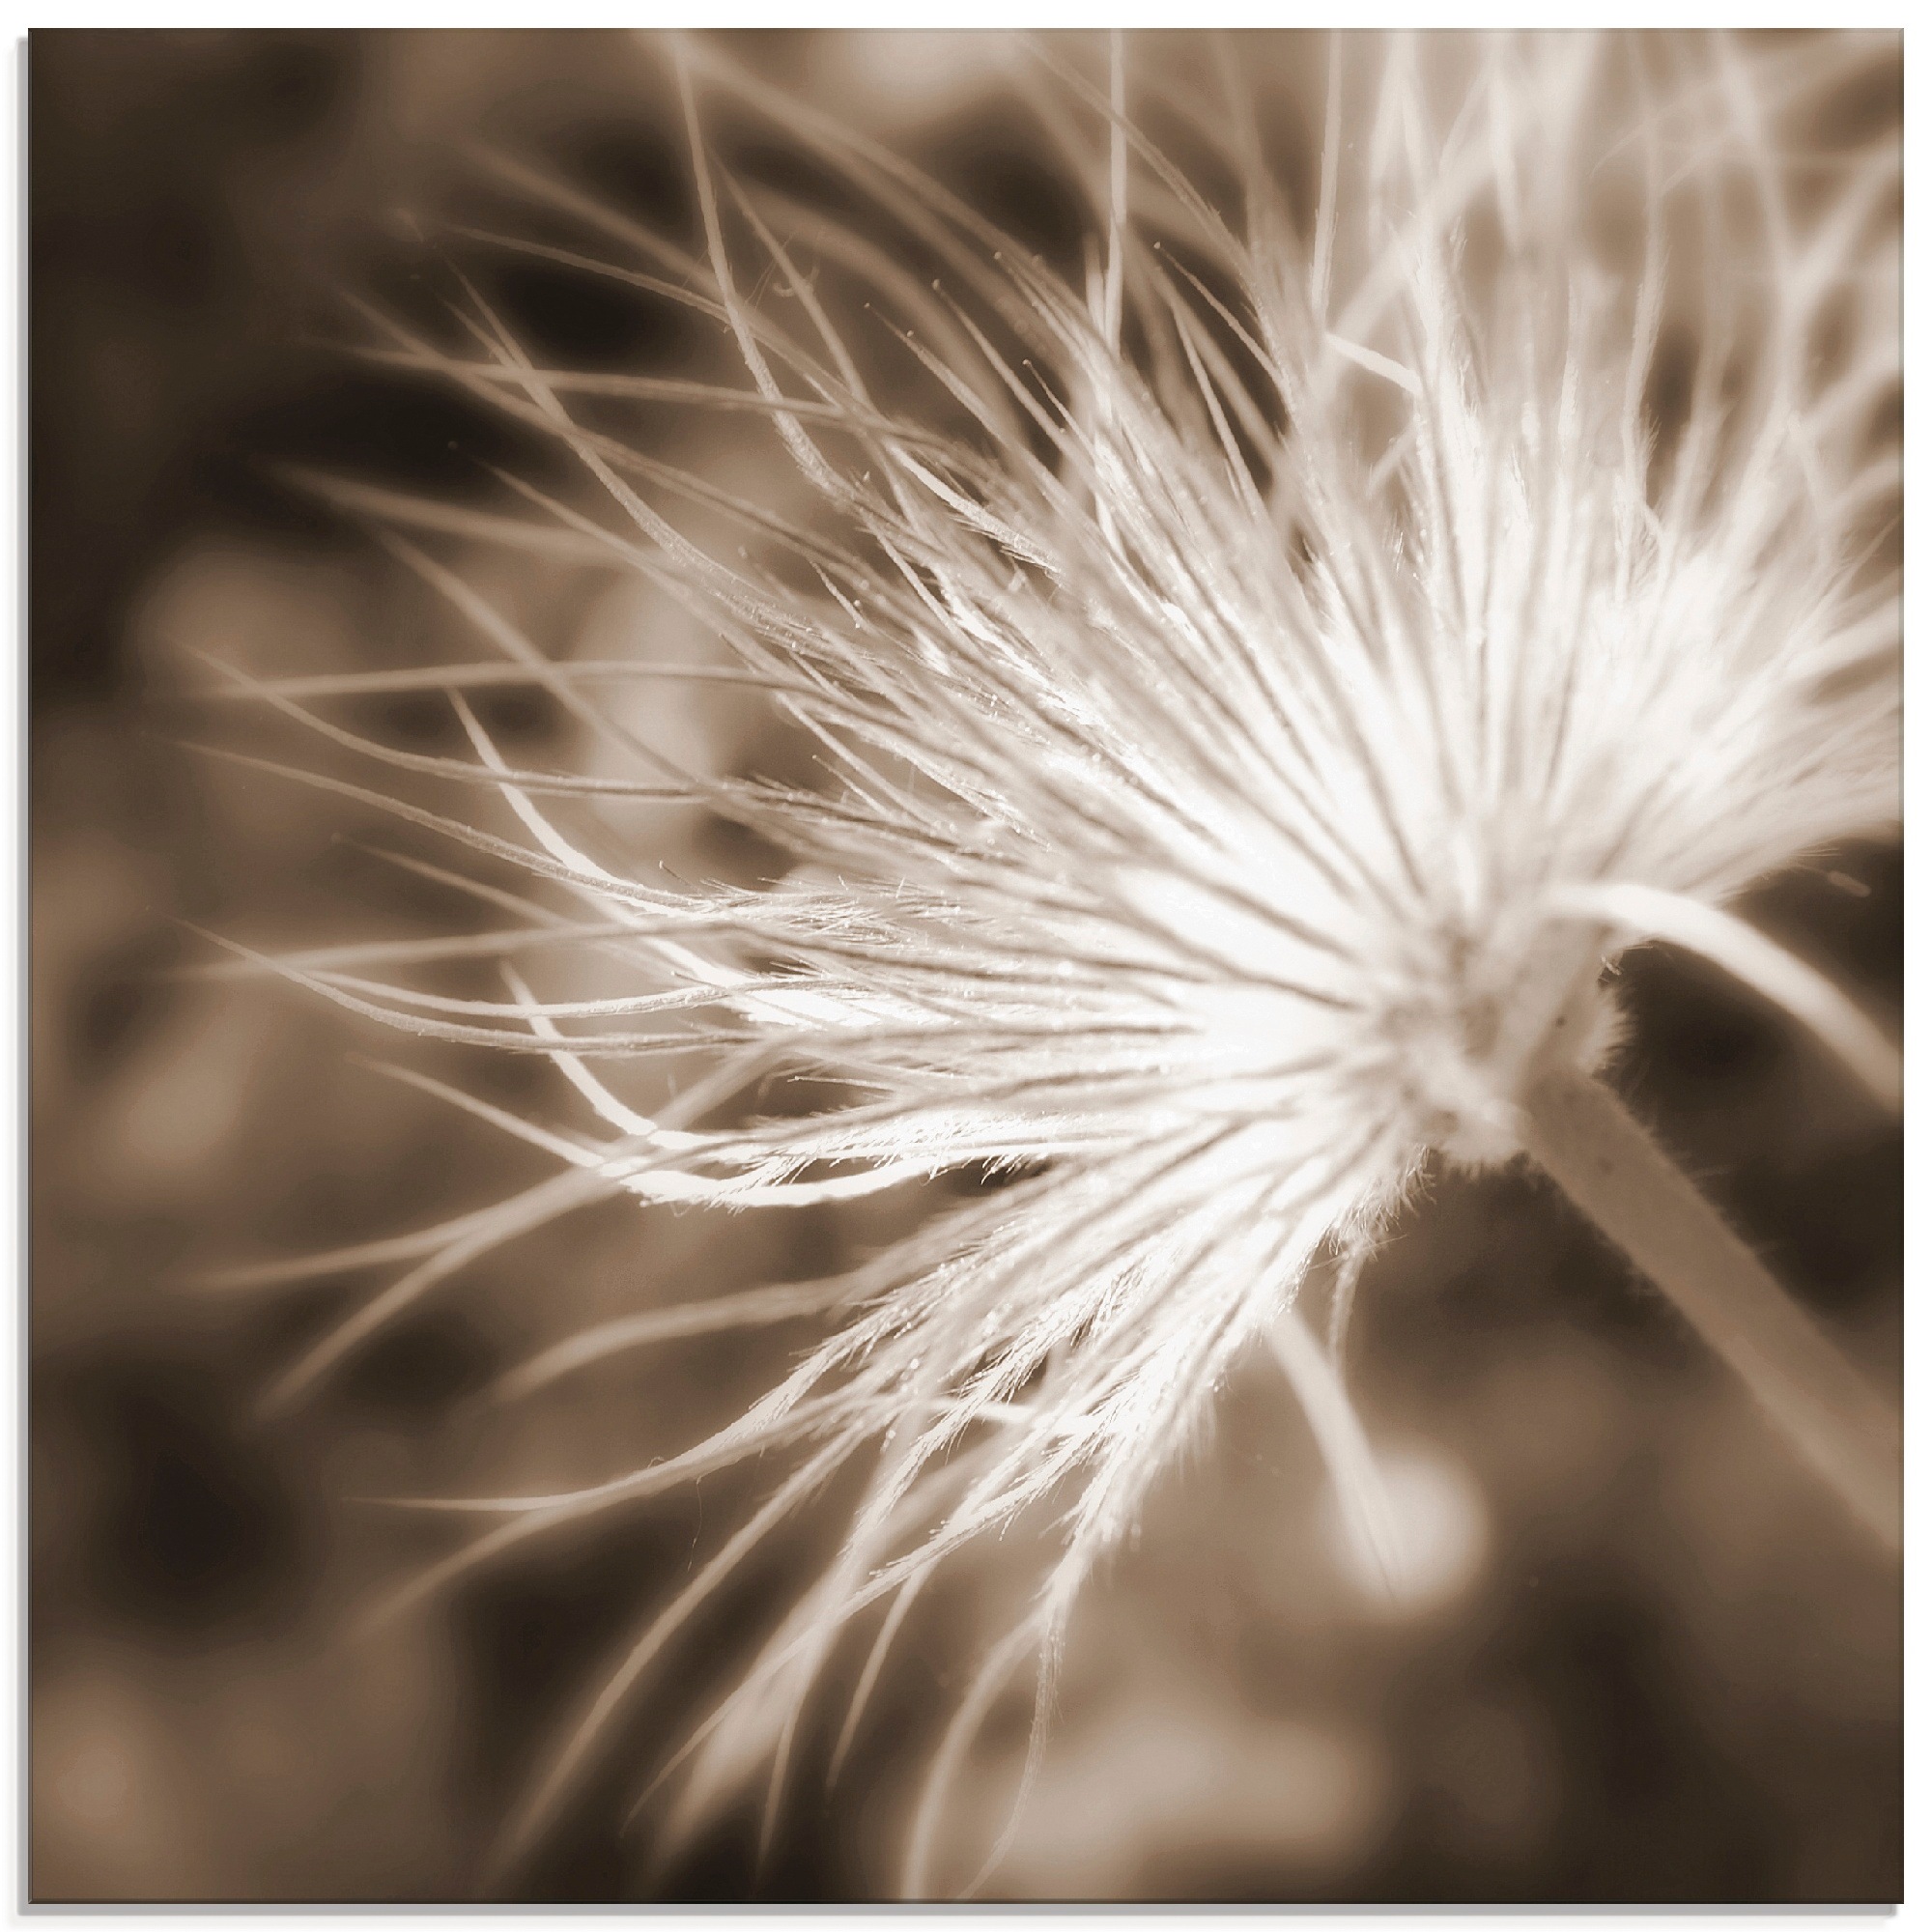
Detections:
33,31,359,706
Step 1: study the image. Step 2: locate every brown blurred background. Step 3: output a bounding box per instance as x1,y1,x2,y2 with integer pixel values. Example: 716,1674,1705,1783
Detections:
29,30,1901,1903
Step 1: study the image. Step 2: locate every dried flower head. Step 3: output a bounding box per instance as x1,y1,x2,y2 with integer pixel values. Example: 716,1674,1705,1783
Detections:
201,29,1900,1897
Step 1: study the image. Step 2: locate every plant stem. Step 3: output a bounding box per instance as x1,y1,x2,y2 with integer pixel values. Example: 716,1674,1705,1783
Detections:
1520,1064,1901,1554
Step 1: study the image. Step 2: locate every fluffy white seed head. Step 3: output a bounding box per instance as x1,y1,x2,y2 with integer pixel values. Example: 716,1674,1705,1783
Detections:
218,29,1900,1890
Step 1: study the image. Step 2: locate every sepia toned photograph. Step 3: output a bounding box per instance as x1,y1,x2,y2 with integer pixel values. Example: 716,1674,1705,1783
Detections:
28,27,1901,1906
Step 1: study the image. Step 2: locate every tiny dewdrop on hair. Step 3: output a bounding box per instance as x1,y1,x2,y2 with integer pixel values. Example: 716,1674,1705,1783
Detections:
187,30,1900,1900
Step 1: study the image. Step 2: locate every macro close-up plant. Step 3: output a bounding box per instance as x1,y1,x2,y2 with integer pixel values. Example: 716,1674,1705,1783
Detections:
31,27,1901,1905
